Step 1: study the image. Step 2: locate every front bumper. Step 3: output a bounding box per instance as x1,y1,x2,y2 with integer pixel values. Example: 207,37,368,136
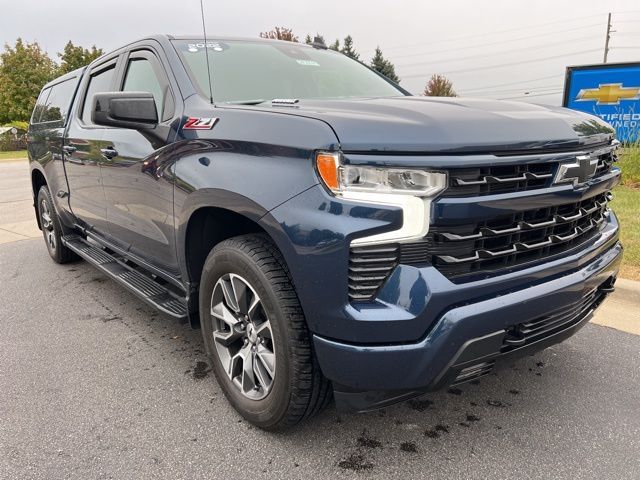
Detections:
314,239,622,412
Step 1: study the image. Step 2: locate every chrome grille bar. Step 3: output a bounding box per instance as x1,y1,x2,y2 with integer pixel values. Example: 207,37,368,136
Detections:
433,192,610,265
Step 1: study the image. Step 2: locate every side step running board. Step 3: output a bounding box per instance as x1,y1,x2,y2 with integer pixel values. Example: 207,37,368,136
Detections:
61,234,188,319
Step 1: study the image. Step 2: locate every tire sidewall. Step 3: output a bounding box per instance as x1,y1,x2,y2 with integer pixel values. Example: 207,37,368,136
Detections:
199,244,294,427
37,186,63,262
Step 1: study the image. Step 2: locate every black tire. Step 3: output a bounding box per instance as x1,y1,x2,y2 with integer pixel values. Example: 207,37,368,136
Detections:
37,185,77,264
199,233,331,430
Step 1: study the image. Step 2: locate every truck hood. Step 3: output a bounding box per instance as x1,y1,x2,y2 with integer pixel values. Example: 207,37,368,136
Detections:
237,96,615,154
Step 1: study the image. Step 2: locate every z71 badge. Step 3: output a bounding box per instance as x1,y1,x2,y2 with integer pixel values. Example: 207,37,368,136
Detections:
183,117,218,130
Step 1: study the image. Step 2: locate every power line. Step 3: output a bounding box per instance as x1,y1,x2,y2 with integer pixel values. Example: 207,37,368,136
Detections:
383,13,609,52
459,74,564,93
498,90,564,100
475,91,564,100
402,48,601,78
392,23,604,61
608,9,640,14
462,85,563,96
396,14,637,72
471,87,564,98
383,11,638,54
396,34,601,68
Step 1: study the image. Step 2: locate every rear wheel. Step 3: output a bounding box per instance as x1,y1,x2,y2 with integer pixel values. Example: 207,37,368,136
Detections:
199,234,331,430
37,185,76,263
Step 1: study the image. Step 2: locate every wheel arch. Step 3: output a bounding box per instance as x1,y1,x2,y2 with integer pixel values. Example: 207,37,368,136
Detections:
183,206,270,284
176,189,298,327
31,167,48,230
178,188,295,279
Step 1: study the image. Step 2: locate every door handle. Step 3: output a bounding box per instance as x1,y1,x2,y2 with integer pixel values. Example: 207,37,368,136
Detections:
100,147,118,159
63,145,77,154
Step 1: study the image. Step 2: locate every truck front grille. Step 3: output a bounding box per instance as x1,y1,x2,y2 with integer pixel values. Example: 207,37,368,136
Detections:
347,142,618,301
444,147,617,197
445,163,554,197
427,191,612,279
348,192,612,300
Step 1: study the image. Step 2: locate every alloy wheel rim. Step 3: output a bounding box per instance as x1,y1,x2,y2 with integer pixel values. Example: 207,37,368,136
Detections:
210,273,275,400
40,199,56,251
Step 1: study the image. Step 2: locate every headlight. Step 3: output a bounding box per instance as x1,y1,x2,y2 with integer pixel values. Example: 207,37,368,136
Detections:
316,152,447,197
315,152,448,246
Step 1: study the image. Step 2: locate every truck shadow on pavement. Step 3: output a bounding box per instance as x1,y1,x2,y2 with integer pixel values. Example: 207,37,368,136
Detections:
13,251,631,479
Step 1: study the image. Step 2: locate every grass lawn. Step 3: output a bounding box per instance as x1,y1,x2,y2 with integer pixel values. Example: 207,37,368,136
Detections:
618,144,640,187
0,150,27,161
611,185,640,281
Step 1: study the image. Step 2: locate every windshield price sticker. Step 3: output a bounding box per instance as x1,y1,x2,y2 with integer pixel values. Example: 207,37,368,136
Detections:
187,43,226,53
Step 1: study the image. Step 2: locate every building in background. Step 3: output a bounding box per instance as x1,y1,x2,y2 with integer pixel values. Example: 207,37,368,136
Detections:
0,126,27,151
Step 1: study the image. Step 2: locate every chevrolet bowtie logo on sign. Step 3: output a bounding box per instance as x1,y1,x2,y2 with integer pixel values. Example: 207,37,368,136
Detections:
554,155,599,186
575,83,640,105
563,63,640,142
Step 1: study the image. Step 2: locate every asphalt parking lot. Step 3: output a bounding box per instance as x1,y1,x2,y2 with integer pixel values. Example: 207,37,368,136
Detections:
1,159,640,479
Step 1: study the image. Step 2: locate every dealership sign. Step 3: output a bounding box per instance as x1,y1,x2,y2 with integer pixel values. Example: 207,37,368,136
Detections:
563,62,640,142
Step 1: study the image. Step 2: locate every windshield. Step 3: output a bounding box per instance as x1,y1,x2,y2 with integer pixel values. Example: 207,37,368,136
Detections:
172,39,405,103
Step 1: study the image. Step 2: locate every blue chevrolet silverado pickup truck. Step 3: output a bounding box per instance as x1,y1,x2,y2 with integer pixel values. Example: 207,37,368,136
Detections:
28,35,622,430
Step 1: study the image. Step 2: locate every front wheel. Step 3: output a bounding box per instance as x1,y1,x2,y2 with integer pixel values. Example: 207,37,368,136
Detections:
199,234,331,430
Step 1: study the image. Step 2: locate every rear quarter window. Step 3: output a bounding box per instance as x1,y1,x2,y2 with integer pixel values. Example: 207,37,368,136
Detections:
39,78,78,126
30,87,51,124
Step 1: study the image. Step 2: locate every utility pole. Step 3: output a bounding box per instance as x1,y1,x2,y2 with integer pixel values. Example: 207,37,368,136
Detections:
603,12,612,63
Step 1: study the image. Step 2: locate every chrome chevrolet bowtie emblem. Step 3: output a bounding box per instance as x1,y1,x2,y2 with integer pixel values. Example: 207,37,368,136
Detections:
554,155,598,186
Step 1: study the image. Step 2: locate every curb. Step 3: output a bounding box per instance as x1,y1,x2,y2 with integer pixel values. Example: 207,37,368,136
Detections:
614,277,640,303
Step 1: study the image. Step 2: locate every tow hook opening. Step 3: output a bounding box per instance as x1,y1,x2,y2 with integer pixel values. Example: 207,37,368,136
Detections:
504,328,526,347
600,275,616,294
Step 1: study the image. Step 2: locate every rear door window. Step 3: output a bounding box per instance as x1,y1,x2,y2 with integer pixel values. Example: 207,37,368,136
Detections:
39,78,78,125
82,64,116,124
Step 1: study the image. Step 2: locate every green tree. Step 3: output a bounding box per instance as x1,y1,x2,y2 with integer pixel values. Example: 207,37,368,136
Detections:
423,74,457,97
57,41,103,75
340,35,359,60
329,39,340,51
370,47,400,83
1,120,29,130
0,38,56,123
305,34,329,47
259,27,299,42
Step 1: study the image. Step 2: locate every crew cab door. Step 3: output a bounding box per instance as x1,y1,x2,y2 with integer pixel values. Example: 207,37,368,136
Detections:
64,58,119,236
100,46,181,277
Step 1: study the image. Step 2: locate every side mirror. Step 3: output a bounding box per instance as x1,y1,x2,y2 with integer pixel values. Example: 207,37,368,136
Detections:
92,91,158,130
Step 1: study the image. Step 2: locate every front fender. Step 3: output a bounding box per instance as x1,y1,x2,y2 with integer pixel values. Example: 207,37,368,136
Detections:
172,139,325,283
262,184,403,339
